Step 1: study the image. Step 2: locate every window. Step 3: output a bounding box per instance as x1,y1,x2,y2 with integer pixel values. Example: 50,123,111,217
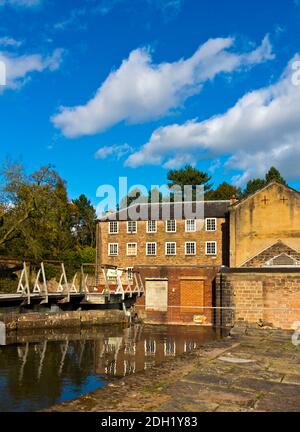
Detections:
206,241,217,256
127,221,137,234
109,221,119,234
146,242,157,256
206,218,217,232
147,220,157,233
166,220,176,232
144,340,156,356
108,243,118,256
185,242,196,256
164,341,176,357
127,243,137,256
165,242,176,256
185,219,196,232
127,267,134,281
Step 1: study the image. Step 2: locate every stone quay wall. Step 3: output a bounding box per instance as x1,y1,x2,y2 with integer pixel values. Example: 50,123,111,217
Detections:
0,310,129,332
215,270,300,330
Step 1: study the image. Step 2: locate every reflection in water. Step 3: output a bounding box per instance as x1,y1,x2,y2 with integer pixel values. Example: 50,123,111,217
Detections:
0,324,223,412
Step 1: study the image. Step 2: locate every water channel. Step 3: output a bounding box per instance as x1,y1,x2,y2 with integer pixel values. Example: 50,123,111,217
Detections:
0,324,223,412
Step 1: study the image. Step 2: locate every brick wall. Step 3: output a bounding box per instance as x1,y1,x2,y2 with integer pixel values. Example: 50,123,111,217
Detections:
216,271,300,330
135,266,218,326
97,218,229,270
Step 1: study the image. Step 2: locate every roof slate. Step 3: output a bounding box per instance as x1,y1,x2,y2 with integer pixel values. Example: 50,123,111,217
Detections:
98,201,230,221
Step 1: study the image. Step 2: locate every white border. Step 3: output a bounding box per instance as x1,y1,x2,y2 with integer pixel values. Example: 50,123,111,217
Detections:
146,220,157,233
146,242,157,256
185,241,196,256
206,241,217,255
205,218,217,232
108,243,119,256
108,221,119,234
165,220,177,233
127,221,137,234
185,219,196,232
165,242,177,256
126,242,137,256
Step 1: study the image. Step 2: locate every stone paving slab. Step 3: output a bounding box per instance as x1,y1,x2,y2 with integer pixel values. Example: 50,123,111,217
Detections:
46,331,300,413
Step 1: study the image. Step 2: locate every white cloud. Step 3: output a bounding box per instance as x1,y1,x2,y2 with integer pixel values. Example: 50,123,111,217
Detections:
0,48,64,90
52,36,274,138
95,143,133,160
0,36,23,47
126,56,300,185
0,0,41,7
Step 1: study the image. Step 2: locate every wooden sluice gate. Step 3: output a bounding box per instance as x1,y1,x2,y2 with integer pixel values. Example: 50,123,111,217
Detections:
0,259,144,309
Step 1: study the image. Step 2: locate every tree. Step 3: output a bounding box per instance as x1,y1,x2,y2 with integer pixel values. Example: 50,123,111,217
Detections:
0,163,74,260
242,167,287,198
242,178,266,198
265,167,286,185
118,187,147,210
167,165,212,191
72,194,97,248
205,182,241,201
167,165,212,201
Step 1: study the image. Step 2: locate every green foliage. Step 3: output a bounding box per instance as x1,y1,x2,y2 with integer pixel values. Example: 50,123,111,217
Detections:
242,167,287,198
72,194,97,247
167,165,212,192
205,182,241,201
118,187,146,210
242,178,267,198
0,162,96,269
266,167,287,185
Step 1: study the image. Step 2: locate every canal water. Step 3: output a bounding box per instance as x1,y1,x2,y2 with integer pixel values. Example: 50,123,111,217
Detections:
0,324,222,412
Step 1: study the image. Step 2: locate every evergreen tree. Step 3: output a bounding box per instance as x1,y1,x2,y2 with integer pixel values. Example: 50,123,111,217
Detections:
265,167,286,185
242,178,266,198
205,182,241,201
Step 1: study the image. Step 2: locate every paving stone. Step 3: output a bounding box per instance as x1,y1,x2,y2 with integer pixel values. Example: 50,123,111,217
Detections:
218,356,256,364
183,373,233,387
232,377,279,393
255,395,300,412
282,374,300,385
216,404,252,412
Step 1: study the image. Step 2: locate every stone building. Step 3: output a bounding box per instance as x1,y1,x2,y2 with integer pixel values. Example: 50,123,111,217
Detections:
217,181,300,330
229,181,300,268
97,201,230,270
96,182,300,329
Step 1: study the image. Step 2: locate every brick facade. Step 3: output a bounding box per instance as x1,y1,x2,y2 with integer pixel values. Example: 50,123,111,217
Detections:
98,218,229,269
135,266,218,325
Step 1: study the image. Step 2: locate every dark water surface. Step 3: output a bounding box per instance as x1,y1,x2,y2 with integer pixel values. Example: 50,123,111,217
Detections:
0,324,222,412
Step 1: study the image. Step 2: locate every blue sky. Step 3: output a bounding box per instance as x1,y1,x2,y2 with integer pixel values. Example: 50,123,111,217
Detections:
1,0,300,206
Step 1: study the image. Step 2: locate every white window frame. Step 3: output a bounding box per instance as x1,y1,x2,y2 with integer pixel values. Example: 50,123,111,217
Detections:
206,241,217,256
108,221,119,234
185,241,196,256
108,243,118,256
206,218,217,232
146,220,157,233
127,221,137,234
146,242,157,256
165,242,177,256
126,243,137,256
185,219,196,232
127,267,134,281
166,220,177,233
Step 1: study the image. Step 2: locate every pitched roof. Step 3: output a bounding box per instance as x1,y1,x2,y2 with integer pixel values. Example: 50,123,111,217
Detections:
98,200,230,221
231,181,300,209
